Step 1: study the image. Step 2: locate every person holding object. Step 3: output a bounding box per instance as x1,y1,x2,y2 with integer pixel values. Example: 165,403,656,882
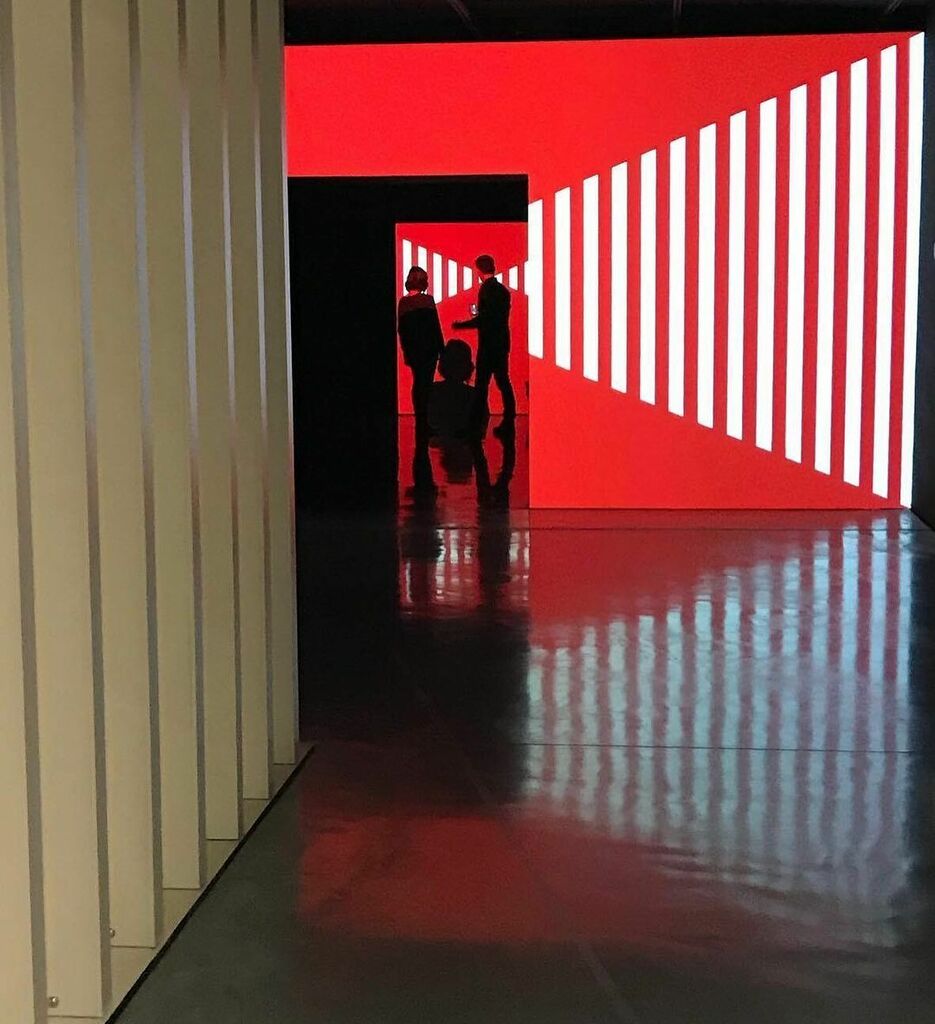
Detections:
398,265,444,441
453,254,516,437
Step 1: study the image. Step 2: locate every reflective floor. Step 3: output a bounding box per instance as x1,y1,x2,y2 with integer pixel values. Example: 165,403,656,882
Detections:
397,412,530,523
115,493,935,1022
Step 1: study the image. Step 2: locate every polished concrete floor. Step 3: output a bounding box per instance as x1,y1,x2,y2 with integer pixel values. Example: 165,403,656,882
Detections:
115,443,935,1021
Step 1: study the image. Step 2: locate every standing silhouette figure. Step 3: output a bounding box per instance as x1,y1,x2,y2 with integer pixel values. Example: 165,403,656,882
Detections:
453,254,516,438
398,265,444,441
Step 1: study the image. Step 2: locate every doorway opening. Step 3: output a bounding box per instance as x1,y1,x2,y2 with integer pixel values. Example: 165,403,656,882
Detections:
288,175,528,516
395,221,530,519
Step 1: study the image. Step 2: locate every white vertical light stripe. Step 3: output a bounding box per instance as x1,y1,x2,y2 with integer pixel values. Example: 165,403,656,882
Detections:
727,111,746,439
809,538,830,856
815,74,838,474
463,265,472,292
608,620,627,747
611,162,628,392
873,47,898,498
527,199,544,358
722,578,742,749
896,541,911,754
417,245,428,274
838,532,858,864
401,239,413,294
447,258,458,298
902,33,924,506
665,607,684,747
669,137,686,416
692,589,713,751
868,544,887,754
508,265,518,290
640,151,657,403
555,186,572,370
698,124,717,428
495,273,503,283
583,174,600,382
844,59,868,487
432,252,443,299
785,84,808,463
757,99,778,451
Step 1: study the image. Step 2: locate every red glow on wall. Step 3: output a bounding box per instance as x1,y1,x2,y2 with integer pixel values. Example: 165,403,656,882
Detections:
287,33,922,509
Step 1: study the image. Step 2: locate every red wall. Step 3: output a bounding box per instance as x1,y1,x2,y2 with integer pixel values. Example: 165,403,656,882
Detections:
287,33,922,508
396,222,528,414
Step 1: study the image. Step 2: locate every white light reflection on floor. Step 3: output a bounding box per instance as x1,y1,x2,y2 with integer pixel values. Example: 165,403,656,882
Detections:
521,520,913,943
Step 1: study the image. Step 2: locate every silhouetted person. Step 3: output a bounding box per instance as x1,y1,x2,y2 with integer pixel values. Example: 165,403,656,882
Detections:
428,339,475,440
398,266,444,441
453,254,516,438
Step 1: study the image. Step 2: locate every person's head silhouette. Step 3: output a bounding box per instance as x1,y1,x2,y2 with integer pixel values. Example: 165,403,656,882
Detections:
438,339,474,385
474,254,496,280
405,266,429,294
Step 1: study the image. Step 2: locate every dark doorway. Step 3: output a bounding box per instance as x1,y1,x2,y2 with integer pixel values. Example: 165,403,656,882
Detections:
288,175,528,515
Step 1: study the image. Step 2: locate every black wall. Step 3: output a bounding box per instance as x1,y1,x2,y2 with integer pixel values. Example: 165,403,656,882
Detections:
288,175,527,513
913,19,935,527
286,1,926,45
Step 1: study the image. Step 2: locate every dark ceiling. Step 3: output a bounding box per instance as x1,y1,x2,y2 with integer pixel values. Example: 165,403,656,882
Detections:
284,0,929,45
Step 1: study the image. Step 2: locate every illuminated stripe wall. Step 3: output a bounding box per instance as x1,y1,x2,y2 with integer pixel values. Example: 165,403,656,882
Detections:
399,236,522,300
523,35,924,508
0,1,297,1020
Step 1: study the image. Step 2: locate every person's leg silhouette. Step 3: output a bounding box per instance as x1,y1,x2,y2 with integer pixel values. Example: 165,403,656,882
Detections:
412,361,435,441
489,352,515,437
471,351,494,435
493,358,515,422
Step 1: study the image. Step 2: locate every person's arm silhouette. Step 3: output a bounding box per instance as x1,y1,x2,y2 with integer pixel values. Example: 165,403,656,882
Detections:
453,278,488,331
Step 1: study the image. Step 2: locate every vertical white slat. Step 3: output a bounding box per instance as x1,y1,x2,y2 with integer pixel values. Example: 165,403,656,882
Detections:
448,258,458,297
611,161,628,392
0,4,45,1011
582,173,599,381
508,264,518,290
815,73,838,475
185,0,241,840
225,0,270,802
640,150,656,404
555,186,571,370
668,137,686,416
257,0,298,768
844,59,868,487
80,0,160,948
462,263,473,293
136,0,204,892
526,199,543,357
727,112,746,439
697,123,717,428
901,33,924,507
756,98,778,451
432,251,443,299
785,84,808,463
416,245,427,273
872,46,897,498
401,238,412,294
8,0,110,1013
